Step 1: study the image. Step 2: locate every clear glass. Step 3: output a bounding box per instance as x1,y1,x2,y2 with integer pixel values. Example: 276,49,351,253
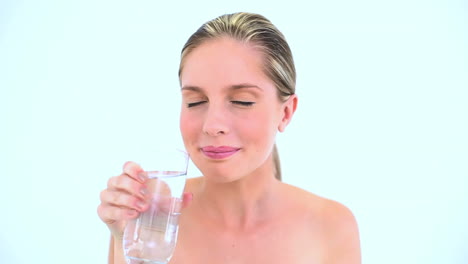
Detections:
123,149,188,264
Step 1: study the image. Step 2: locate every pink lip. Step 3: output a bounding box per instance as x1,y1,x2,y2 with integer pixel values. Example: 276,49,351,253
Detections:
201,146,240,160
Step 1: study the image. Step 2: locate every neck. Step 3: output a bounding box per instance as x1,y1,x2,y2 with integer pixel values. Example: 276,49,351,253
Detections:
196,159,280,231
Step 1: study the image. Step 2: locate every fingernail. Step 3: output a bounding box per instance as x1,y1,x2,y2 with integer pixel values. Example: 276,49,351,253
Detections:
136,200,146,210
128,209,137,216
140,188,148,196
138,172,147,183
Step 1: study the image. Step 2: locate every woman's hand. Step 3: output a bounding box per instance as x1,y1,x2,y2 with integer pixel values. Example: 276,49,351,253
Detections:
97,161,192,240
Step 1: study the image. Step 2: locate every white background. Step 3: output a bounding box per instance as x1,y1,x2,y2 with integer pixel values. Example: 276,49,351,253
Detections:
1,0,467,263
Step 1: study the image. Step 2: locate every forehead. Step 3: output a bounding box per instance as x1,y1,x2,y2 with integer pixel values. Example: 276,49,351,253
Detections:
180,37,275,92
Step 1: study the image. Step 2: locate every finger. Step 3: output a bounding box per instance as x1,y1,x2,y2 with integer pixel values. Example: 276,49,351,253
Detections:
162,193,192,213
182,192,193,209
107,174,148,200
100,189,150,212
122,161,146,183
151,192,193,213
97,203,139,225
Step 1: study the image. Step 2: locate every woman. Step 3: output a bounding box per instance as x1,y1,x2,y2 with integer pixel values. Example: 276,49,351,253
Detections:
98,12,361,264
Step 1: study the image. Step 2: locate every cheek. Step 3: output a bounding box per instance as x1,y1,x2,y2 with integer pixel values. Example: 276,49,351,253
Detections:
180,110,199,142
241,109,278,143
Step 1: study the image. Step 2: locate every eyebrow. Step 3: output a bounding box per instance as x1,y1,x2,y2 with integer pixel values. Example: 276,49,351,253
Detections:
181,85,202,92
231,83,263,91
181,83,263,92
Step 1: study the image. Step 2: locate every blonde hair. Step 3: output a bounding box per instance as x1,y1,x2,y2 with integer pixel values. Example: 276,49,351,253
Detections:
179,12,296,181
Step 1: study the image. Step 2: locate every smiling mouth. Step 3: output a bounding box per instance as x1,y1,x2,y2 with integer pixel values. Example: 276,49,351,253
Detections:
200,146,240,160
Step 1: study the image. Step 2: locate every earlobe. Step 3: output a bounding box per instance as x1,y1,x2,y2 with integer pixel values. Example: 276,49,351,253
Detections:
278,94,298,132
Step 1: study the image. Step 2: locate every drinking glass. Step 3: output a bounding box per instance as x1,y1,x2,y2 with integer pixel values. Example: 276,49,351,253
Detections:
123,149,189,264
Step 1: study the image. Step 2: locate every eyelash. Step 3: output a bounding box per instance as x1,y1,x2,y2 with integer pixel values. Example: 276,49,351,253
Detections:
186,101,255,108
187,101,207,108
232,101,255,107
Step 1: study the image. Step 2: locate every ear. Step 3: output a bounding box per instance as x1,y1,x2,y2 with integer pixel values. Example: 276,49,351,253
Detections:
278,94,298,132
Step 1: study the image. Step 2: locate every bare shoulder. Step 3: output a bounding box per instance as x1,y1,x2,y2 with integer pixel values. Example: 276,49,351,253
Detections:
281,182,356,216
280,183,361,264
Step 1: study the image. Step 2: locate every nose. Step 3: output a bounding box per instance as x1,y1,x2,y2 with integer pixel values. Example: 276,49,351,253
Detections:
202,103,230,136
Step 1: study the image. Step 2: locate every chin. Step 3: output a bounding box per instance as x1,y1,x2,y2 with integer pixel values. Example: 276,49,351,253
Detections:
198,165,244,183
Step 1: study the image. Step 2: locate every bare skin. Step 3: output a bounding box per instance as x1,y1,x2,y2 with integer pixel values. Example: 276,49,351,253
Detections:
98,36,361,263
173,176,360,264
101,162,360,264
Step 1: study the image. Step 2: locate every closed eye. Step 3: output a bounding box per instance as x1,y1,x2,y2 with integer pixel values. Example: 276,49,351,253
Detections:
232,101,255,107
187,101,207,108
